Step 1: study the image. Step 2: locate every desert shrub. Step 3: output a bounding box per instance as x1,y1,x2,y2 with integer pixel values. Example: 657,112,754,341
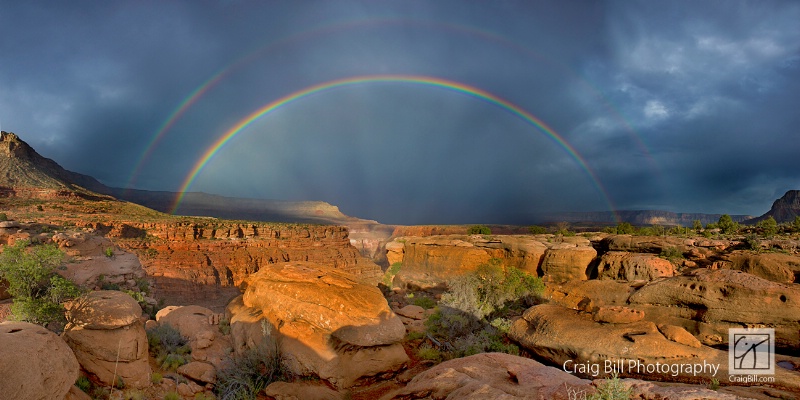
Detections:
406,331,425,341
163,392,180,400
528,225,547,234
659,247,684,262
744,234,761,251
104,247,114,258
134,277,150,294
219,318,232,335
0,213,7,221
0,240,82,329
424,260,542,359
588,372,632,400
794,216,800,233
692,220,703,232
439,261,543,320
215,321,290,400
147,323,191,370
417,344,443,362
467,225,491,235
151,372,163,385
75,375,91,393
412,296,436,309
159,353,188,371
708,377,720,391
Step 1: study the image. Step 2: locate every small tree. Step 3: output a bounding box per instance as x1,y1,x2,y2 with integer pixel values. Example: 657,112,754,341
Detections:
793,216,800,233
692,220,703,232
0,241,81,329
717,214,739,235
528,225,547,234
467,225,491,235
615,222,635,235
757,216,778,237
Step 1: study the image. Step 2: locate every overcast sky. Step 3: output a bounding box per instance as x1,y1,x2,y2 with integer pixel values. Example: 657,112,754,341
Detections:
1,1,798,224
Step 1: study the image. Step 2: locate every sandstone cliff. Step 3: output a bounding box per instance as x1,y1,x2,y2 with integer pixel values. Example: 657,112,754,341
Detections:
98,220,382,308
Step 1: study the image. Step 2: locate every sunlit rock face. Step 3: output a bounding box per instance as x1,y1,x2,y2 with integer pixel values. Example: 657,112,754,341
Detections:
227,261,408,388
387,234,550,289
97,221,383,308
0,321,80,400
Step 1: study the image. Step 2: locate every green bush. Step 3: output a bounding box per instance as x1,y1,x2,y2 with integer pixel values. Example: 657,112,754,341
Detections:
588,372,632,400
467,225,491,235
163,392,180,400
0,241,82,329
104,247,114,258
75,376,91,393
659,247,684,262
0,213,7,221
528,225,547,234
412,296,436,310
424,260,542,360
615,222,635,235
417,344,443,362
151,372,163,385
794,216,800,233
147,323,191,370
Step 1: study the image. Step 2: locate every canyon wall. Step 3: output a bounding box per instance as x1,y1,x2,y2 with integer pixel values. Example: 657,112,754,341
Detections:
91,220,382,309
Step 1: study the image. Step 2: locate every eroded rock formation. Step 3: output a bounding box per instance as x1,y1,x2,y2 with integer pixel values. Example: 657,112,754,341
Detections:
62,290,151,388
227,261,408,388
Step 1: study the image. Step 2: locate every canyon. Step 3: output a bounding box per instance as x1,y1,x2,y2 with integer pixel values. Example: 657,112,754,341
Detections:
3,130,800,399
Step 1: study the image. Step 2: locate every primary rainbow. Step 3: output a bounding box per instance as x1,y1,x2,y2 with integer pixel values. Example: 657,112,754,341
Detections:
170,75,617,217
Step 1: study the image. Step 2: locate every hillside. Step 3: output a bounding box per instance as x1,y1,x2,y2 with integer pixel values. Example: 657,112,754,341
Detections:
745,190,800,224
543,209,754,227
0,131,112,199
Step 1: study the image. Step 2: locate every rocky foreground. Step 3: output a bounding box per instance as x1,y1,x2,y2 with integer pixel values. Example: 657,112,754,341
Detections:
3,212,800,399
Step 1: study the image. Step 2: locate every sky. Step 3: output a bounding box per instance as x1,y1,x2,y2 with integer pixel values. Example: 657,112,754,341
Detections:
1,1,799,225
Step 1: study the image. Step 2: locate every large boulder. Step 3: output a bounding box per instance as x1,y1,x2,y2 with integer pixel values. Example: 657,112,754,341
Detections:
0,321,80,400
228,261,408,388
540,243,597,283
380,352,595,400
628,269,800,349
63,291,151,388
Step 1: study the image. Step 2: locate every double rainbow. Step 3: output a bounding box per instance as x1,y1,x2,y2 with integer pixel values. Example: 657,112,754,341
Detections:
169,75,616,218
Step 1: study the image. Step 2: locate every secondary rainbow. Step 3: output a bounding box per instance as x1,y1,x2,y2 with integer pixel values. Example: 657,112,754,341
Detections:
170,75,617,217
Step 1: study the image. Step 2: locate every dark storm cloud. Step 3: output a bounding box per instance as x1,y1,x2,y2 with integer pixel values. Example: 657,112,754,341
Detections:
1,1,798,224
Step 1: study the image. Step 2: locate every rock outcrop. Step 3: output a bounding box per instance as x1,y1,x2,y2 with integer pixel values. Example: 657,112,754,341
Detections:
380,352,595,400
388,235,559,289
0,321,80,400
108,221,382,307
628,268,800,349
509,304,800,391
62,291,151,388
227,261,408,388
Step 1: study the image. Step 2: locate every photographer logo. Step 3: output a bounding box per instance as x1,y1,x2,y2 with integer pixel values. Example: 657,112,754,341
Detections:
729,328,774,376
